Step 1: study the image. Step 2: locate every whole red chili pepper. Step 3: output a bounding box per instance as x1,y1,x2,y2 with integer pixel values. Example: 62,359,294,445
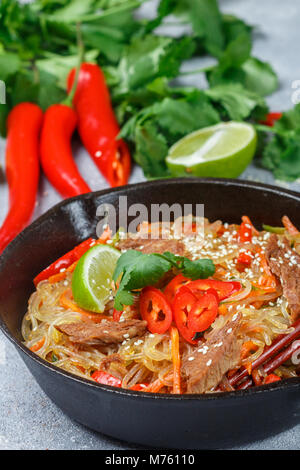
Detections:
67,63,131,187
40,36,91,199
0,103,43,254
40,103,91,198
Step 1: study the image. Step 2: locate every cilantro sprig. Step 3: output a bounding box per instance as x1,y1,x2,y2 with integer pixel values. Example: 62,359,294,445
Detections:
1,0,298,182
112,249,215,310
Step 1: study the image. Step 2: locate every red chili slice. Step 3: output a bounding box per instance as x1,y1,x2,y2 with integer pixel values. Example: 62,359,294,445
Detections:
237,251,253,266
238,221,252,243
187,292,219,333
187,279,241,301
113,309,122,322
164,274,190,303
173,287,198,345
92,370,122,387
140,287,173,334
264,373,281,384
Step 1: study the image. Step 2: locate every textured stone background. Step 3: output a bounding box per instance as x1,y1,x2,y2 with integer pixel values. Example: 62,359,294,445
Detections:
0,0,299,450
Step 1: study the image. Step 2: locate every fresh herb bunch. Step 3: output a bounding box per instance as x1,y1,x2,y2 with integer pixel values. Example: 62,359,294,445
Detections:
0,0,294,180
112,249,215,310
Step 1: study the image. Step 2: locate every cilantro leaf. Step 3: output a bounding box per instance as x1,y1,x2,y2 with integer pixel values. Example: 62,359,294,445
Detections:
206,32,278,97
241,57,278,97
0,53,21,81
206,83,267,121
113,249,215,310
181,258,215,280
261,104,300,181
120,91,220,178
116,35,195,95
188,0,225,57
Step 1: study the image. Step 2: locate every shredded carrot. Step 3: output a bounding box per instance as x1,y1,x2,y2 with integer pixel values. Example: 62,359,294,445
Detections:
282,215,299,235
75,363,86,373
30,338,45,352
67,261,78,273
144,378,165,393
97,226,112,244
245,362,252,375
59,289,113,323
48,271,67,284
252,300,265,309
218,304,229,316
170,326,181,394
242,215,259,235
254,247,277,291
241,340,258,360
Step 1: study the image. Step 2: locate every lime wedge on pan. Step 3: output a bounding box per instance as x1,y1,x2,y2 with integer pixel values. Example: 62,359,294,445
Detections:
72,245,120,313
166,121,257,178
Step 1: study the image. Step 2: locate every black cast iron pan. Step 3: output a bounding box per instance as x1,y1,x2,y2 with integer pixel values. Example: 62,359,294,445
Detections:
0,178,299,449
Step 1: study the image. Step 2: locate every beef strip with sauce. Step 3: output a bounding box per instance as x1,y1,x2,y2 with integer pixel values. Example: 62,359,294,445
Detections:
56,319,147,346
117,237,187,256
182,313,242,394
265,233,300,321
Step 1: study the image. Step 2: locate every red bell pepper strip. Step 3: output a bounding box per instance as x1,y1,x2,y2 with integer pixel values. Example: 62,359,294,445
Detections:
140,286,173,334
67,63,131,187
187,291,218,332
0,103,43,254
92,370,122,387
34,238,95,286
40,103,91,198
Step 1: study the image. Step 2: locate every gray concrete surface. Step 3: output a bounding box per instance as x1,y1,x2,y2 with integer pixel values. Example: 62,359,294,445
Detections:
0,0,299,450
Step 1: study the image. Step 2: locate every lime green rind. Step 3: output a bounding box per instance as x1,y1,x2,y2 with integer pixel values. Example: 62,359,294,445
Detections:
166,122,257,179
72,245,120,313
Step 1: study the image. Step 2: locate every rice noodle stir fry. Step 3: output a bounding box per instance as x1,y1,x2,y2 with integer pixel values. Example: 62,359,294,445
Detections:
23,215,300,393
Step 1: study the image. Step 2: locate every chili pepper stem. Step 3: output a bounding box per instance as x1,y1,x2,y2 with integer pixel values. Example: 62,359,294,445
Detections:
62,23,84,108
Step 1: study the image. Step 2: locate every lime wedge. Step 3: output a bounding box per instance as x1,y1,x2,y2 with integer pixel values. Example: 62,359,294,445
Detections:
72,244,120,313
166,122,257,178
